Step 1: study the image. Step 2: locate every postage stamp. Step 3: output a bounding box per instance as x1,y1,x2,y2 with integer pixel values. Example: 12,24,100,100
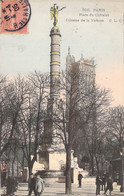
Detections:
0,0,31,33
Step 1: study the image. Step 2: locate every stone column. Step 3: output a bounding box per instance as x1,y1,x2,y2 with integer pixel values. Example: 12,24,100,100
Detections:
50,26,61,103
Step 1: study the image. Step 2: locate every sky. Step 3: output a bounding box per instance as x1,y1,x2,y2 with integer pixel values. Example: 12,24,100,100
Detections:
0,0,124,106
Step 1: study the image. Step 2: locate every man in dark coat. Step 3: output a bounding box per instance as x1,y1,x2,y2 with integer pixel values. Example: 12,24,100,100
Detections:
28,173,36,196
104,176,113,195
78,172,83,188
101,173,107,191
96,175,101,195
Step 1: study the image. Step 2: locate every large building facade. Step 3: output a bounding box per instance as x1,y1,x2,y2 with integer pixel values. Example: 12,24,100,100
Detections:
66,48,95,86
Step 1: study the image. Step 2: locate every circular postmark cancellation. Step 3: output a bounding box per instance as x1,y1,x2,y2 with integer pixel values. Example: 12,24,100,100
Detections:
1,0,31,32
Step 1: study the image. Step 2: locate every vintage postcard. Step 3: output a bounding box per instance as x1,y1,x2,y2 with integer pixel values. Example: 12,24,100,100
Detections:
0,0,124,195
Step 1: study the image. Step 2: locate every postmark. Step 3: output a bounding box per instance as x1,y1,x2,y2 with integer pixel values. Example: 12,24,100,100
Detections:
0,0,31,33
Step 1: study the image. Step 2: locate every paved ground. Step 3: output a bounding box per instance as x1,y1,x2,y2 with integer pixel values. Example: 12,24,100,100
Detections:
0,177,124,196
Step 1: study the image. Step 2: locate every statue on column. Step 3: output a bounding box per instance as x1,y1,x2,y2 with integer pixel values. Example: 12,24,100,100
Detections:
50,4,66,27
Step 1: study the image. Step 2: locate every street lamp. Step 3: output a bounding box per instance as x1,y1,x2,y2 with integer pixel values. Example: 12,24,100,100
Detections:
120,147,124,192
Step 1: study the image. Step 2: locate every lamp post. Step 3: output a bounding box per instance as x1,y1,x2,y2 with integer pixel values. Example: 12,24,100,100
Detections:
120,147,124,192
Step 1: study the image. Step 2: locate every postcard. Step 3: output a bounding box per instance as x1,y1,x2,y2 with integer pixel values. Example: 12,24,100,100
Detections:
0,0,124,195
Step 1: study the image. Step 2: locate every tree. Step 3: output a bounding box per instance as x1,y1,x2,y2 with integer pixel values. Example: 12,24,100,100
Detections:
16,71,49,175
6,138,24,177
80,86,111,175
107,106,124,154
51,67,111,194
0,75,28,156
0,75,28,187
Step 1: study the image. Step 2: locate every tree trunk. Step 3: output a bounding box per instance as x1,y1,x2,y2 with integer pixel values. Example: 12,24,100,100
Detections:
28,159,34,177
91,154,94,175
28,164,33,177
65,146,72,194
17,156,19,177
91,136,95,175
12,160,15,177
22,153,25,170
0,158,1,189
12,147,16,177
95,156,99,175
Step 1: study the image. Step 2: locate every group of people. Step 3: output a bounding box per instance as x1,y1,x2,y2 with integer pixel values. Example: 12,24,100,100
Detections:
96,174,113,195
77,172,113,196
6,172,113,196
28,173,44,196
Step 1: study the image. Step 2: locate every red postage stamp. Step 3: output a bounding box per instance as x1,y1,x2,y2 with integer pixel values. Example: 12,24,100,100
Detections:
0,0,31,33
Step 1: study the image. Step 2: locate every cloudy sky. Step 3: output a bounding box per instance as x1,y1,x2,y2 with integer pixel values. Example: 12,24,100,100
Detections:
0,0,124,106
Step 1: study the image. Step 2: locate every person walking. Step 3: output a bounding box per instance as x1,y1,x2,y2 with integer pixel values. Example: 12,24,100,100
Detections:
101,173,107,191
96,175,101,195
28,173,36,196
104,176,113,195
35,174,44,196
78,172,83,188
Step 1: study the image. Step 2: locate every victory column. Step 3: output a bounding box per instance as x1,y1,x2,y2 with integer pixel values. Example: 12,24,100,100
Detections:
50,4,65,111
42,4,66,150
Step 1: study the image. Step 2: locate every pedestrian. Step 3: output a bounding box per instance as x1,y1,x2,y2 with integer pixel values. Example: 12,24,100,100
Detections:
96,175,101,195
101,173,106,191
104,176,113,195
78,172,83,188
28,173,36,196
35,174,44,196
6,176,13,195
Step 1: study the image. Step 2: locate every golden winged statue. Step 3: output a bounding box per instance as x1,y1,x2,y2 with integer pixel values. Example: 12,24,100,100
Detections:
50,4,66,27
